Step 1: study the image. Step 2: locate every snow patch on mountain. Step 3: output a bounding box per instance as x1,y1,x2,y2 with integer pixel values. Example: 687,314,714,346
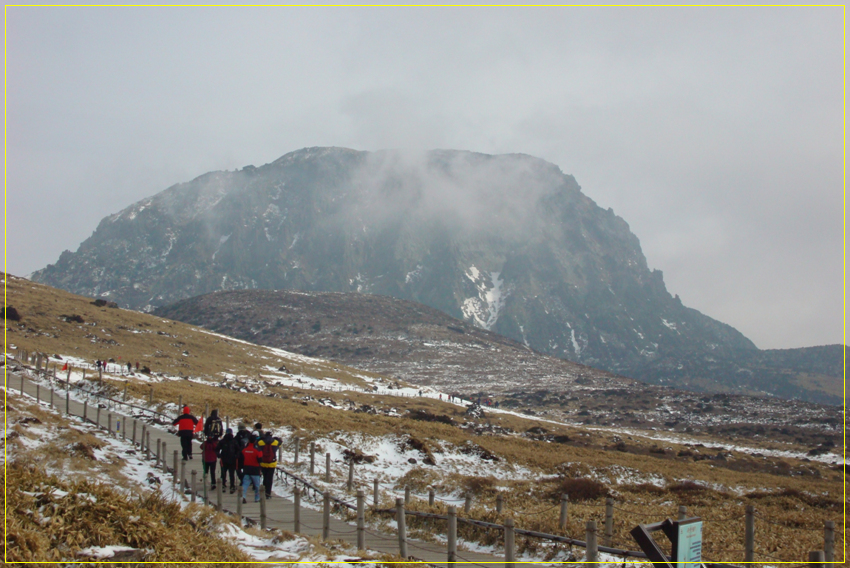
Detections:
461,266,508,331
212,234,230,260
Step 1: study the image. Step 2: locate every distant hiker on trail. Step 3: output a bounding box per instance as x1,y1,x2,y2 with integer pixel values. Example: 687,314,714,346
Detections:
256,430,282,499
204,409,223,440
127,361,132,374
172,406,198,460
217,428,238,493
202,435,219,490
241,435,263,504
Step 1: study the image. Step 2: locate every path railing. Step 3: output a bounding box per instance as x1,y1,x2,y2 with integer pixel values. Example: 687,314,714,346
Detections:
7,359,838,567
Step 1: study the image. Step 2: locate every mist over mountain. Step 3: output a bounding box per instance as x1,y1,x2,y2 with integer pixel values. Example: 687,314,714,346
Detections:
32,147,840,400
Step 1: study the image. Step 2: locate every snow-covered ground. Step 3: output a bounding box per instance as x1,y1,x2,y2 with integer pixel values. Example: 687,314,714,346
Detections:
2,385,377,565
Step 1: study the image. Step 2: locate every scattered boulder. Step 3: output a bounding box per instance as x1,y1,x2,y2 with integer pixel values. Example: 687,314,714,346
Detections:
3,306,21,321
407,409,455,426
401,435,437,466
60,314,85,323
343,448,376,464
459,441,500,462
465,403,485,419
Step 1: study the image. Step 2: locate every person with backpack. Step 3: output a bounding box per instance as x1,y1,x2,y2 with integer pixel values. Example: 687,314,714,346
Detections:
241,434,263,504
202,435,219,490
217,428,238,493
204,409,223,440
172,406,198,460
256,430,282,499
233,422,251,484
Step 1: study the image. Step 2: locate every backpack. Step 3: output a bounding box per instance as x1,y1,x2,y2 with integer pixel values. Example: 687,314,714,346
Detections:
261,440,278,464
219,437,238,462
205,417,223,439
234,430,250,450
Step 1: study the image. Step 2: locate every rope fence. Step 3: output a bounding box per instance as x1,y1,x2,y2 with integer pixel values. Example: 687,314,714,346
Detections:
7,364,836,567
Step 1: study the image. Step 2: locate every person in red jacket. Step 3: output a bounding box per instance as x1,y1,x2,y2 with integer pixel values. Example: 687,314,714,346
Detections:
241,435,263,504
172,406,198,460
202,436,219,490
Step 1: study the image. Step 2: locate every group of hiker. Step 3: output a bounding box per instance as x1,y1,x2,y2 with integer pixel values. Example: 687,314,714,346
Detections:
172,407,281,504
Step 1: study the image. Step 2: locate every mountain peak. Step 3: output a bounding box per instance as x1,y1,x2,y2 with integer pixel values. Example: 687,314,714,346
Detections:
32,147,761,393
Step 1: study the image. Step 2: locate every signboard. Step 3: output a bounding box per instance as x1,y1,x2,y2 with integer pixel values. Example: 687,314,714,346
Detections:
630,517,703,568
675,518,702,568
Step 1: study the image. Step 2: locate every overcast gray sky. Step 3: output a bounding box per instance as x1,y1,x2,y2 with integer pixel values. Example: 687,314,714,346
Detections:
5,7,845,350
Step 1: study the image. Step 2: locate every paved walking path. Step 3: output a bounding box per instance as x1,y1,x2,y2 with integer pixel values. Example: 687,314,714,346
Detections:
8,370,508,567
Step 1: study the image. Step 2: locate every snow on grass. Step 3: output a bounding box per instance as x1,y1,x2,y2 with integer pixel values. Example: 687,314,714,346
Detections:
2,387,377,565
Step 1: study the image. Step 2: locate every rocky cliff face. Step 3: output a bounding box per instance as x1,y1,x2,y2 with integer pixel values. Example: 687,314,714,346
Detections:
33,146,757,380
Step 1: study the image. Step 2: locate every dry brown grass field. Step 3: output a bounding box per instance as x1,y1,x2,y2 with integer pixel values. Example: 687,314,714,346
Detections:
4,273,846,565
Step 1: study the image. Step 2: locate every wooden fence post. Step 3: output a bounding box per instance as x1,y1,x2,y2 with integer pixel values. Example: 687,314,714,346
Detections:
83,400,88,422
149,386,153,405
50,386,54,409
396,498,407,558
448,506,457,563
181,461,187,493
373,478,379,507
65,386,70,415
236,485,243,521
146,432,151,460
430,488,436,508
132,420,137,445
404,486,411,505
107,413,113,436
745,505,755,563
310,442,315,475
560,494,569,529
678,505,687,520
140,423,146,449
123,382,128,402
20,373,24,395
325,452,331,482
464,492,472,514
322,492,331,540
347,460,354,491
293,486,301,533
161,442,167,472
604,497,614,547
294,437,299,465
155,439,161,468
504,517,515,567
356,490,365,550
216,482,222,512
259,491,267,530
173,451,178,485
36,384,40,405
586,520,598,562
824,521,835,568
97,406,101,429
809,551,825,567
178,395,183,411
191,470,197,503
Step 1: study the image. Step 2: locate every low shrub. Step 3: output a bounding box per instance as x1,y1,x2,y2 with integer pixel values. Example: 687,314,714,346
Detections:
553,478,608,502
